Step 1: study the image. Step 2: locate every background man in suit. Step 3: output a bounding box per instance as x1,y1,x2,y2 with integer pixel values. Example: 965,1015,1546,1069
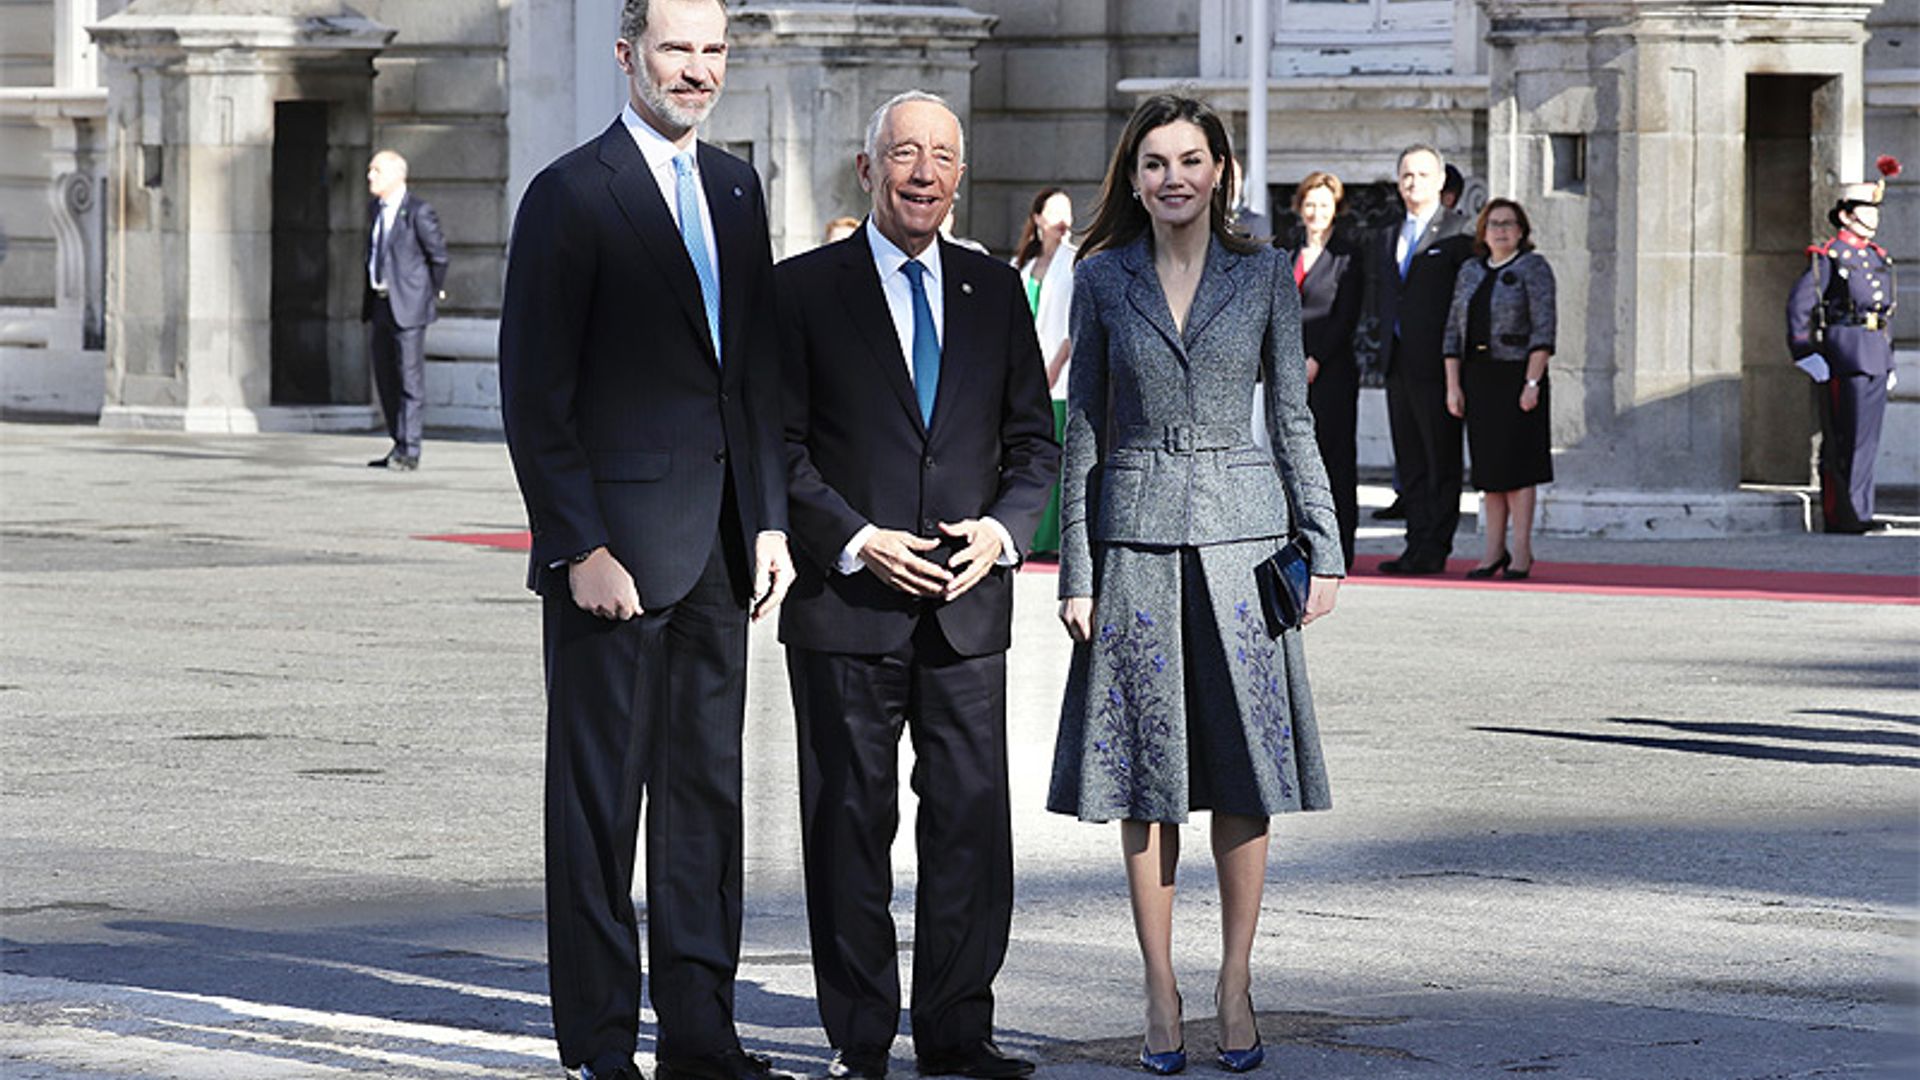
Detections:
363,149,449,470
497,2,792,1078
776,91,1058,1080
1371,144,1474,574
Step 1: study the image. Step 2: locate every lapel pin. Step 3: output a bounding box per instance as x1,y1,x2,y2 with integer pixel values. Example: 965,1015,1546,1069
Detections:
732,186,743,198
961,281,973,295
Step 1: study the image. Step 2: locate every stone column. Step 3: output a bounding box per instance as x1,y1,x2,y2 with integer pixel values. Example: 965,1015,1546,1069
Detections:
89,0,394,432
723,2,995,260
1481,0,1883,537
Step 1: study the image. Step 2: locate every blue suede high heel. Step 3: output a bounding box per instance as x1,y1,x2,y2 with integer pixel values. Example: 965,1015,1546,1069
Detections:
1215,990,1265,1072
1138,992,1186,1075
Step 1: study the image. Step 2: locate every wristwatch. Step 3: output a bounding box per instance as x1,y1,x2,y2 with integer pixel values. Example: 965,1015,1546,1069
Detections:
1525,377,1541,388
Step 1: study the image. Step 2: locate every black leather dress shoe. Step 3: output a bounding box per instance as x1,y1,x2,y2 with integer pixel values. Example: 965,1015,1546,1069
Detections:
1378,554,1443,575
659,1049,785,1080
368,451,419,471
916,1041,1034,1079
1370,497,1406,520
827,1049,888,1080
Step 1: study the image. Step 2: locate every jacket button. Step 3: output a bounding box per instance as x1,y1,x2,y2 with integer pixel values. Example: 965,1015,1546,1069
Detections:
922,519,936,533
923,456,935,469
713,450,727,463
718,392,729,404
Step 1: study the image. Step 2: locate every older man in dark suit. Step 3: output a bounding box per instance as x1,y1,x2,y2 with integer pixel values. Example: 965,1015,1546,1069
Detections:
497,1,793,1078
363,149,449,470
1371,144,1474,574
776,91,1058,1080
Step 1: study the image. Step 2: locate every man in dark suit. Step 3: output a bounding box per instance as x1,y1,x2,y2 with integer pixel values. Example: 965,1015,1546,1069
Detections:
497,2,793,1078
1371,144,1474,573
776,91,1058,1080
362,149,449,470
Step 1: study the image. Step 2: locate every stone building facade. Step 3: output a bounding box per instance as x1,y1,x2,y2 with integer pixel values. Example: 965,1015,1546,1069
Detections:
0,0,1912,527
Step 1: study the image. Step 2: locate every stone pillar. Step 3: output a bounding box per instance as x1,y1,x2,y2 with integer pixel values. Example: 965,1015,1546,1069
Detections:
1481,0,1883,537
723,3,995,260
89,0,394,433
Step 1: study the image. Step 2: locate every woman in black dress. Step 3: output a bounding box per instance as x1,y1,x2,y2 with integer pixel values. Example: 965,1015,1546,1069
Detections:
1443,198,1555,578
1284,172,1366,569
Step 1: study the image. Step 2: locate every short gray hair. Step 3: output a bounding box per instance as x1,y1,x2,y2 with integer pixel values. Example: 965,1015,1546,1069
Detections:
1397,143,1445,174
621,0,728,43
862,90,965,163
372,149,408,179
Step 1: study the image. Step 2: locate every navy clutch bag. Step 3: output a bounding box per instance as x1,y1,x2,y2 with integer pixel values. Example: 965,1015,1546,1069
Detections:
1254,537,1312,636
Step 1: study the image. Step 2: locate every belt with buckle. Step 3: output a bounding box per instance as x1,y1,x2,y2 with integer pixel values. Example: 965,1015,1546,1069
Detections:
1831,311,1886,330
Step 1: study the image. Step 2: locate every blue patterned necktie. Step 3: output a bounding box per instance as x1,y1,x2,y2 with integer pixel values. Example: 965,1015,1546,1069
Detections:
902,260,940,425
672,152,721,363
1398,217,1419,279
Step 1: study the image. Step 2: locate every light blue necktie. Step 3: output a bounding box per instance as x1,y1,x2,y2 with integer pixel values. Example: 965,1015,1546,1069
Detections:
1398,217,1419,280
672,152,721,363
902,260,940,425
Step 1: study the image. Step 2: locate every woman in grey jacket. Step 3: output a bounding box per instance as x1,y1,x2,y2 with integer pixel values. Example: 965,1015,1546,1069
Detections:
1443,198,1556,579
1048,95,1345,1074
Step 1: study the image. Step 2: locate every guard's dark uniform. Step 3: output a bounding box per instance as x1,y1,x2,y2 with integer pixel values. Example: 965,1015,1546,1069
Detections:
1786,234,1897,532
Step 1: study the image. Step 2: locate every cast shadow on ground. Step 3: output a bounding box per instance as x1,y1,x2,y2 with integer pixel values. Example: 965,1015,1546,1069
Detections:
1474,716,1920,769
0,915,820,1069
1798,706,1920,727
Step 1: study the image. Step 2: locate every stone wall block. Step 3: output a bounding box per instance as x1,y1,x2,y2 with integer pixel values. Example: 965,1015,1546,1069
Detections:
373,56,420,113
1002,44,1116,111
184,145,269,235
413,55,507,116
440,250,504,313
360,0,502,48
377,121,505,178
1112,0,1201,37
410,183,504,245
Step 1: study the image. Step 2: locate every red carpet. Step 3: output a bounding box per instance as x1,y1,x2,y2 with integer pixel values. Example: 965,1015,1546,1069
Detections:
419,532,1917,606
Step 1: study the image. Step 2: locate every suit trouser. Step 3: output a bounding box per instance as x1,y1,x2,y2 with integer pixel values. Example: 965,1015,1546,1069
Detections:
787,616,1013,1057
1385,358,1462,561
369,296,426,457
1816,371,1887,531
1308,361,1360,570
543,519,749,1071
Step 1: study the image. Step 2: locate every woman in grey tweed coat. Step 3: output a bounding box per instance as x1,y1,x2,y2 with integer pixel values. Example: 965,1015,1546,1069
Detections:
1443,198,1556,579
1049,95,1345,1073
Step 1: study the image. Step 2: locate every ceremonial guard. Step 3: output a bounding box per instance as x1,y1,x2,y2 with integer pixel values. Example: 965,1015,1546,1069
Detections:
1787,155,1901,534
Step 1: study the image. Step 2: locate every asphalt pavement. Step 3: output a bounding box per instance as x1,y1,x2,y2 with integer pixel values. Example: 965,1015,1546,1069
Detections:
2,422,1916,1079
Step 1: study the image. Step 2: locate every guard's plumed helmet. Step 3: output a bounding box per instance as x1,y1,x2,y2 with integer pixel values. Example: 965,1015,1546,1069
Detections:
1830,155,1900,228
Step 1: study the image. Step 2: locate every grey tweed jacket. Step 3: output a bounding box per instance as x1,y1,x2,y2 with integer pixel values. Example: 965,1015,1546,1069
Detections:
1442,250,1557,363
1059,235,1344,598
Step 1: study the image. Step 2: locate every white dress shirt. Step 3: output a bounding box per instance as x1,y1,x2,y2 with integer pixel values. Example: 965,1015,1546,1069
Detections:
368,185,405,290
1395,205,1438,270
621,104,720,281
836,224,1018,575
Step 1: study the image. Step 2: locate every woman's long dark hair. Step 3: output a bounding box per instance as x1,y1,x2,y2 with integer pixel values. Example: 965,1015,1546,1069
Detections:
1013,186,1069,270
1078,94,1261,262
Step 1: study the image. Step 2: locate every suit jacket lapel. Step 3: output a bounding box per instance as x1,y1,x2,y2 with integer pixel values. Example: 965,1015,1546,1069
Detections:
1182,239,1242,346
930,238,976,435
700,143,751,379
1121,238,1187,365
597,121,715,362
838,226,925,434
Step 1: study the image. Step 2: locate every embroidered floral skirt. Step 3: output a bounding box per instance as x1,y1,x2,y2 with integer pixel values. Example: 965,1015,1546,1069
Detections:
1047,540,1331,823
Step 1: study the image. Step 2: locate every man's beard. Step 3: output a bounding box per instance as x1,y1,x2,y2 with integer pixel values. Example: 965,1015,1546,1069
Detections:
640,77,721,130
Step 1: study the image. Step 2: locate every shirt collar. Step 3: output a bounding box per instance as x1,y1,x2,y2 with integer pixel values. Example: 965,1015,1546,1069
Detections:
1838,230,1870,248
622,102,696,174
1405,205,1437,234
866,221,943,288
382,186,407,211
